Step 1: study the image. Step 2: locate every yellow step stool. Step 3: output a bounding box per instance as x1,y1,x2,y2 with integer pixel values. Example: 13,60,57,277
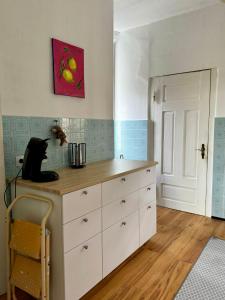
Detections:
6,194,53,300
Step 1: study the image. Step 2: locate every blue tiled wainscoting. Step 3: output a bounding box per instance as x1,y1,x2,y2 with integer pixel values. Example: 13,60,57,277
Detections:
114,120,148,161
3,116,114,178
212,118,225,218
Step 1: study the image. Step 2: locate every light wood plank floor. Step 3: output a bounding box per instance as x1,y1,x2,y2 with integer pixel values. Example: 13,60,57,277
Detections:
1,207,225,300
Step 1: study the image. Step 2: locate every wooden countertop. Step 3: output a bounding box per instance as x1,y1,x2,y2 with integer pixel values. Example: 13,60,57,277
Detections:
17,159,157,196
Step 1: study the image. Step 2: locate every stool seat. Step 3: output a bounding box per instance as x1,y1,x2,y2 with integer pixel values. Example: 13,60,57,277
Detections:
10,220,41,260
11,254,41,299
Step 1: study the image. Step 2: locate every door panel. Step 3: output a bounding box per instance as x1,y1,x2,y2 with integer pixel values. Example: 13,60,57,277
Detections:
152,71,210,215
184,110,198,178
162,111,175,175
161,184,196,204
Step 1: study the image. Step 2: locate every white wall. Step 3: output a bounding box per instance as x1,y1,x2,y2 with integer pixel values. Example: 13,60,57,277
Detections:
0,0,113,119
0,0,113,294
115,3,225,119
114,32,149,120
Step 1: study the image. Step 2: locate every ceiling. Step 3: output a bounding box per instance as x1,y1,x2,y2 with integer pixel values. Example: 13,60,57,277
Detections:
114,0,221,31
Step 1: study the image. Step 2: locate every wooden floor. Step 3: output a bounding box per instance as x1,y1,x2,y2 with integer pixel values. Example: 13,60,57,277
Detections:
1,206,225,300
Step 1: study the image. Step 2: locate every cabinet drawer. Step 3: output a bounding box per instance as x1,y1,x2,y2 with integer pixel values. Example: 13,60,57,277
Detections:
102,172,139,206
63,209,101,253
138,167,156,188
64,234,102,300
63,184,101,224
139,184,156,207
102,191,139,230
103,211,139,277
140,202,157,246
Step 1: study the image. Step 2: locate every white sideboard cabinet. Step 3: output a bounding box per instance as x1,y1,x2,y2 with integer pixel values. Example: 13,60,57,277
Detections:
15,160,157,300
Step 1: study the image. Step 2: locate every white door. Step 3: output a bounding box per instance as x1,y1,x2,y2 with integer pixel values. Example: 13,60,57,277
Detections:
151,70,210,215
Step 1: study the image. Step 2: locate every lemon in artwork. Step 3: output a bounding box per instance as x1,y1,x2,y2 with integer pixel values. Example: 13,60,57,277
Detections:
62,69,74,83
68,57,77,71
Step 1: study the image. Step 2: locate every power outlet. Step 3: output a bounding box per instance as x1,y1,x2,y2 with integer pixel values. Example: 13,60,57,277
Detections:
16,155,24,167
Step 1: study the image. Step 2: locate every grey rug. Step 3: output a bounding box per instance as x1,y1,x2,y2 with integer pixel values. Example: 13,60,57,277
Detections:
175,237,225,300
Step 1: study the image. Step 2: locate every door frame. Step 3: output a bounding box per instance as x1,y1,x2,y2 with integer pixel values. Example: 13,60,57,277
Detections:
148,68,218,217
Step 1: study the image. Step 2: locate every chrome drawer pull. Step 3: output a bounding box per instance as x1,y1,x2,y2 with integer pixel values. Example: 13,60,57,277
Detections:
147,205,152,209
82,190,88,195
121,221,126,226
121,199,126,204
82,218,88,223
146,169,151,173
147,187,151,191
82,245,88,250
121,177,126,182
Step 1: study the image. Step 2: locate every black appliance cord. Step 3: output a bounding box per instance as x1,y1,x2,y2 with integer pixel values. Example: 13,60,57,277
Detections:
4,167,22,208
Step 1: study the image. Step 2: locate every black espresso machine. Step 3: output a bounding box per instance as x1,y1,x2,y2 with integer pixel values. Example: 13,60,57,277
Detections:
22,137,59,182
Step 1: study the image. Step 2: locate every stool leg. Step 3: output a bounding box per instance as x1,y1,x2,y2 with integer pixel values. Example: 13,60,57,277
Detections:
45,232,50,300
41,228,46,300
12,285,17,300
7,284,11,300
7,219,11,300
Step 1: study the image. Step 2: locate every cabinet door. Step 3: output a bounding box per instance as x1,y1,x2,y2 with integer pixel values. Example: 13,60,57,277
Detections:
102,172,139,206
139,184,156,207
63,184,101,224
140,202,157,246
102,191,139,230
103,212,139,277
63,208,101,253
64,234,102,300
138,167,156,188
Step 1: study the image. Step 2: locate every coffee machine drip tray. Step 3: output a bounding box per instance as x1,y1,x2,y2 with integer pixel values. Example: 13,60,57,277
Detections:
32,171,59,182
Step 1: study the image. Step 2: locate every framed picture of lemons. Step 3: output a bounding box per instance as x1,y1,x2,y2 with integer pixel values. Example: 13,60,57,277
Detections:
52,38,85,98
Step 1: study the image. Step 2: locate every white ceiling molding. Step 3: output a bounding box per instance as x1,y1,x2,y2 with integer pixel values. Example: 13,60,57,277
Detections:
114,0,221,31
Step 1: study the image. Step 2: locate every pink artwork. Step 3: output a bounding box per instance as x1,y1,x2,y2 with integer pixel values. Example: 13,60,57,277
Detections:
52,38,85,98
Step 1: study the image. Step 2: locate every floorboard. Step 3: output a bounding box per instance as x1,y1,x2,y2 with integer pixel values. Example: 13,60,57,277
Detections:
1,207,225,300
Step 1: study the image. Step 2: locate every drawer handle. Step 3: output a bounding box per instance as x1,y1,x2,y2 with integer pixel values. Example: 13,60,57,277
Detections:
121,221,126,226
147,187,151,191
82,245,88,250
146,169,151,173
147,205,152,209
82,190,88,195
82,218,88,223
121,177,126,182
121,199,126,204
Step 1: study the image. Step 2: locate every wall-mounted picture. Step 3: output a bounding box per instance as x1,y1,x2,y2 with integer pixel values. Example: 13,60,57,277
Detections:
52,38,85,98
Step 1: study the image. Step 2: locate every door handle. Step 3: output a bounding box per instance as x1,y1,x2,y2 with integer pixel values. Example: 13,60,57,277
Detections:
195,144,206,159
